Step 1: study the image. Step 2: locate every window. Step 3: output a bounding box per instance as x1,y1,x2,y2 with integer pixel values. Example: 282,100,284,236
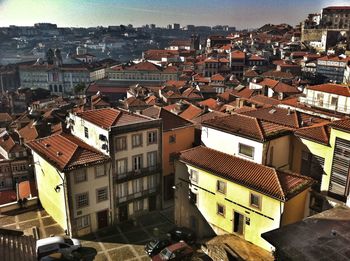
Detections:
331,96,338,106
96,187,108,202
169,134,176,144
76,192,89,208
189,191,197,205
148,175,157,189
148,131,157,144
132,134,143,148
76,215,90,229
250,193,261,209
190,169,198,183
132,154,143,171
147,151,157,170
134,199,144,212
74,169,87,183
118,182,128,198
116,136,127,151
84,127,89,139
238,143,254,159
217,203,225,216
95,164,106,178
117,158,127,176
301,151,324,192
133,179,143,193
216,180,226,194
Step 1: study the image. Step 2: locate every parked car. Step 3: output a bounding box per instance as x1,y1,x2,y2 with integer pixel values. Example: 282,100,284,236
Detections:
36,236,81,260
151,241,193,261
145,238,172,257
167,227,196,245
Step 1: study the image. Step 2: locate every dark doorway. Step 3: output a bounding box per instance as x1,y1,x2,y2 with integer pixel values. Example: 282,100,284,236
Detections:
97,209,109,229
118,205,128,222
164,174,174,200
233,211,244,235
149,195,157,211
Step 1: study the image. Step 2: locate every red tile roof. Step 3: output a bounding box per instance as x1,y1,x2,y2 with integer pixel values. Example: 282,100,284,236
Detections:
142,106,193,131
182,87,202,99
249,95,281,106
329,119,350,133
307,84,350,97
0,113,12,123
231,50,245,59
295,123,330,145
273,82,300,94
198,98,221,110
180,146,313,201
203,114,291,141
111,61,162,72
180,104,203,120
211,74,225,81
75,108,149,129
27,133,110,172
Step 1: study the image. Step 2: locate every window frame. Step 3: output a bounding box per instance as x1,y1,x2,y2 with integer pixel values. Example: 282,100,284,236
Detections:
238,143,255,159
84,127,89,139
132,154,143,171
147,131,157,145
217,203,225,216
116,158,128,176
169,134,176,144
250,192,261,210
76,192,89,209
216,180,226,194
95,164,106,178
190,169,198,183
96,187,108,202
74,169,87,184
115,136,127,151
132,133,143,148
76,215,90,230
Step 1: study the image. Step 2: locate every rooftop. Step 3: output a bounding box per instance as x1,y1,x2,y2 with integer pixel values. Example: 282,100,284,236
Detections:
180,146,313,201
203,113,292,141
306,83,350,97
75,108,150,129
262,206,350,261
27,133,110,172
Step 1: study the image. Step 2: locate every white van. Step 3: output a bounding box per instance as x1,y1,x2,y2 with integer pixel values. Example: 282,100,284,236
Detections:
36,236,81,259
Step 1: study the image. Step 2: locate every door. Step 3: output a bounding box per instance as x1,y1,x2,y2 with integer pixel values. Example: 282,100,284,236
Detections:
149,195,157,211
119,205,128,222
97,209,109,229
233,211,244,236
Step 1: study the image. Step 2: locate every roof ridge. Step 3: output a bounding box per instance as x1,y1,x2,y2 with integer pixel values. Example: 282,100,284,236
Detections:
255,119,266,140
273,169,286,201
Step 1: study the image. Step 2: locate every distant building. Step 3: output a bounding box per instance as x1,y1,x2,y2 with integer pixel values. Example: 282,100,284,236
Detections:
316,55,350,83
173,23,180,30
321,6,350,30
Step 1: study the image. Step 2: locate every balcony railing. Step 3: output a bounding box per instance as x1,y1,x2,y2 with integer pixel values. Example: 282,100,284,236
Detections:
115,187,158,204
114,164,161,182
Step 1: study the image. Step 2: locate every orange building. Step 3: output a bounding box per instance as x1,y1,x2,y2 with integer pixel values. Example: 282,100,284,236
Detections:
142,106,195,200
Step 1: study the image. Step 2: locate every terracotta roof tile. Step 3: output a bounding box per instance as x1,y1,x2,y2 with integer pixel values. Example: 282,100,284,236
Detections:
198,98,221,111
273,82,300,94
211,74,225,81
0,113,12,123
182,87,202,99
329,119,350,133
307,84,350,97
76,108,149,129
180,104,203,120
249,95,281,106
241,107,300,128
27,133,109,172
180,146,313,201
142,106,192,131
231,50,245,59
203,114,291,141
295,123,330,145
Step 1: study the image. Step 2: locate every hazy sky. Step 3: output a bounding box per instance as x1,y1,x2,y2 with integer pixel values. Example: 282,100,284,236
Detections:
0,0,349,29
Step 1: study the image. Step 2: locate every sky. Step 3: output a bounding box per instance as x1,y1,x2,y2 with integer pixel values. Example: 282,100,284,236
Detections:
0,0,349,29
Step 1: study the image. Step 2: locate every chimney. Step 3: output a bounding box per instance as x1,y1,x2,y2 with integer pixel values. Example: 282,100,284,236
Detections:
287,107,291,115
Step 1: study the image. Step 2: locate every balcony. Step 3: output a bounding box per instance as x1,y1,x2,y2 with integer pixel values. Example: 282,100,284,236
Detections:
115,187,158,205
114,165,161,183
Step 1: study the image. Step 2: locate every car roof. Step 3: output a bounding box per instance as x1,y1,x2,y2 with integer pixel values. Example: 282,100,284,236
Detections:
36,236,65,248
167,241,189,251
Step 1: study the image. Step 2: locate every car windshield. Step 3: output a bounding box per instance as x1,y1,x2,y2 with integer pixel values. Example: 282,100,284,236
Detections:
64,238,73,245
160,247,172,259
149,240,158,248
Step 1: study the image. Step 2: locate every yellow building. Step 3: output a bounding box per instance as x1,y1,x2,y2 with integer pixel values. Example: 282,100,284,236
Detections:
176,146,313,251
294,119,350,212
27,133,111,237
